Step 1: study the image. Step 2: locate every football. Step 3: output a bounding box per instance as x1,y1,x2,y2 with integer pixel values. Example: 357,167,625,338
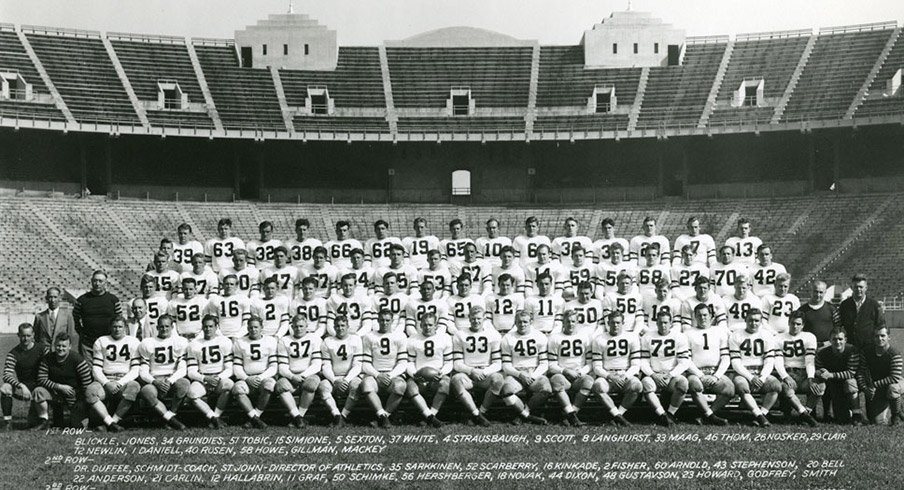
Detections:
415,366,440,381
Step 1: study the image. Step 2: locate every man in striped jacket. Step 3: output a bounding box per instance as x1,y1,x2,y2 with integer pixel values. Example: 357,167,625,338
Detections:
33,333,93,429
813,328,862,424
858,326,903,425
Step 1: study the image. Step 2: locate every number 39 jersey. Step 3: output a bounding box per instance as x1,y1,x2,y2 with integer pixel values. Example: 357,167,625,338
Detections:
278,333,323,375
501,330,548,371
591,331,641,372
187,336,234,376
641,330,690,373
452,327,502,369
92,335,141,379
729,329,775,370
232,335,279,376
362,330,408,373
407,333,453,371
138,335,189,377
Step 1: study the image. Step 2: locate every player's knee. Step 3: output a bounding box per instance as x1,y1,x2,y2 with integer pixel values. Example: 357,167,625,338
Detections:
887,383,902,400
232,380,250,396
84,382,104,404
360,377,377,394
687,376,703,393
450,373,470,393
641,377,656,394
218,379,235,393
301,377,320,393
275,378,294,395
317,380,333,396
672,375,688,393
733,377,751,394
810,381,826,397
436,377,451,395
404,379,420,398
139,384,158,401
347,378,362,393
576,375,594,392
534,377,552,395
626,377,643,394
120,381,140,401
842,379,859,396
260,378,276,392
781,382,795,397
715,379,735,397
0,383,12,397
188,382,207,400
591,378,609,395
170,379,190,398
762,376,781,393
488,373,505,393
499,379,520,398
389,378,406,396
550,374,570,393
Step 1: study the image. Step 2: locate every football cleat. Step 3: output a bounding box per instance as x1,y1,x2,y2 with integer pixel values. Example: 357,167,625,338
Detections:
377,414,391,429
704,414,728,426
167,418,186,431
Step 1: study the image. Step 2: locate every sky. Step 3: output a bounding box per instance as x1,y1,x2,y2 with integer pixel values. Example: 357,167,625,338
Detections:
1,0,902,45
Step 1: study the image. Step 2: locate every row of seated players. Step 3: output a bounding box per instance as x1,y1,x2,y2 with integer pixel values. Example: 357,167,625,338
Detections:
148,215,773,295
4,301,902,432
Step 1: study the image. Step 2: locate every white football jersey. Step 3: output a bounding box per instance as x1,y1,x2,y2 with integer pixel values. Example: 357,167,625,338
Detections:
324,238,363,270
285,237,323,268
208,293,252,338
180,268,219,297
729,328,775,370
724,236,763,266
138,335,189,377
452,327,502,370
205,237,245,273
501,330,548,372
524,293,565,333
592,237,630,264
512,234,552,265
760,293,801,335
232,335,278,376
92,335,141,380
552,235,594,263
709,261,750,297
246,238,283,270
406,332,453,371
670,263,710,301
749,262,787,297
684,325,730,370
186,336,234,376
166,295,213,337
172,240,204,272
485,293,525,334
628,234,670,265
475,236,512,266
673,234,716,266
250,295,291,337
722,293,762,331
278,333,323,375
298,262,339,299
364,236,404,269
402,235,441,270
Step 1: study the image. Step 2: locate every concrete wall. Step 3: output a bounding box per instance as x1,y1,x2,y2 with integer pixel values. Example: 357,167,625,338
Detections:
235,13,337,70
583,11,685,68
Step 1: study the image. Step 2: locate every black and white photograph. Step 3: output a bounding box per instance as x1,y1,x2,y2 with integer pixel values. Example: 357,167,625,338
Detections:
0,0,903,488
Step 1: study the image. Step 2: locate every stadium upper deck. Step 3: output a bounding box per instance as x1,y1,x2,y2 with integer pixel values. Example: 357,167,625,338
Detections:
0,16,901,141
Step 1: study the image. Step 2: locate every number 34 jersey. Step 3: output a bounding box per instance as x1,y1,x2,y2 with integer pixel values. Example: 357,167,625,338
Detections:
92,335,141,379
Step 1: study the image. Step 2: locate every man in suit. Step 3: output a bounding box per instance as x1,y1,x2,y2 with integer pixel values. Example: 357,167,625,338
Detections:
33,287,75,347
839,273,886,351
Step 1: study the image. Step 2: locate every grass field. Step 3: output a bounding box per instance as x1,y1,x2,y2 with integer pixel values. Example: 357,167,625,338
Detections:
1,333,902,489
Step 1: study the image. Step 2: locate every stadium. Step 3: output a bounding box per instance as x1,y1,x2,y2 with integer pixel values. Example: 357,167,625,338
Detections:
1,1,903,488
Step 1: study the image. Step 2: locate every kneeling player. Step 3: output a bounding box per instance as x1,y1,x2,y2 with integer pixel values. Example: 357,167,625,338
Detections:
276,314,323,428
319,316,363,426
405,313,453,427
451,305,503,426
548,310,593,426
1,324,48,429
499,311,550,425
86,317,140,432
136,315,189,430
684,304,732,425
640,311,691,427
186,315,234,428
360,309,408,428
232,316,278,428
591,311,643,426
813,328,863,424
729,308,781,427
774,312,818,426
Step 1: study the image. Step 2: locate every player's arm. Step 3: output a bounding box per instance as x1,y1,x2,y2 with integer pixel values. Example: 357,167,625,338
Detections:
388,340,408,379
186,349,204,382
359,305,375,335
451,335,472,375
2,352,22,388
546,339,563,376
167,353,187,383
119,347,141,385
91,339,110,385
530,338,549,379
405,341,418,378
638,340,654,376
591,338,608,378
729,337,754,380
232,343,249,381
275,310,291,338
360,336,380,378
873,350,903,388
301,348,323,380
276,340,294,379
321,343,338,382
137,342,154,384
258,344,278,380
484,338,503,376
75,357,93,388
500,338,518,377
774,349,790,382
669,338,691,377
713,335,731,379
625,340,643,378
220,341,234,381
439,340,454,377
578,344,593,376
758,340,776,379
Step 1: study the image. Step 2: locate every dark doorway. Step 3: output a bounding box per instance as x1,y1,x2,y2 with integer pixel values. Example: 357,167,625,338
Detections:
238,154,260,200
668,45,681,66
240,47,253,68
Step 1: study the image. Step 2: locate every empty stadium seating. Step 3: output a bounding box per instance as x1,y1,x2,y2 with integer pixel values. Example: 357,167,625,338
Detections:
2,193,902,310
782,26,894,121
709,34,810,126
0,29,66,121
385,47,533,108
396,116,525,133
109,35,215,128
25,30,140,125
532,114,629,133
280,47,385,108
854,32,904,117
292,115,389,133
636,42,727,129
536,45,643,107
193,43,285,131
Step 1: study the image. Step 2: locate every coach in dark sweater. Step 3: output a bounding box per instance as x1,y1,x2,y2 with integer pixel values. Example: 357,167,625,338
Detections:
73,270,122,359
33,333,93,429
838,274,885,350
798,280,839,345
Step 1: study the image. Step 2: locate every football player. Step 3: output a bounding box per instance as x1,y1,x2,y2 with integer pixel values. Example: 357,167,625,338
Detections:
208,275,252,339
364,219,403,269
672,217,716,267
636,244,671,297
1,324,49,429
679,277,728,330
181,254,219,298
371,273,410,334
856,327,902,425
440,218,475,266
710,245,748,297
219,249,260,298
552,217,594,264
475,218,511,267
670,244,710,301
418,249,453,299
724,218,762,267
246,221,283,271
205,218,245,273
592,217,629,265
596,242,637,297
327,274,374,335
591,311,642,426
489,246,526,295
760,273,801,335
324,220,364,270
172,223,204,273
338,248,374,297
145,251,181,299
523,244,566,297
275,313,323,428
723,275,760,332
603,272,646,334
563,281,605,336
773,312,819,425
485,274,525,334
749,245,787,297
291,277,328,337
34,333,92,429
406,281,453,336
629,217,670,266
374,244,419,296
285,218,323,269
136,315,189,430
498,310,550,425
813,328,863,424
251,278,291,337
298,246,339,299
166,278,212,339
561,245,597,300
185,315,233,429
512,216,551,266
402,217,440,271
137,276,168,335
524,272,565,334
360,309,408,428
259,246,298,299
640,310,691,427
684,304,732,425
729,308,781,427
86,317,140,432
448,242,492,296
231,316,278,429
405,313,453,427
548,310,593,426
642,277,682,332
448,274,486,333
450,305,503,427
319,316,363,426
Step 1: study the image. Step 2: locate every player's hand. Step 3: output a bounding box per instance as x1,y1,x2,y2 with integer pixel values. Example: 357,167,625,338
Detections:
246,376,261,390
563,368,579,381
107,381,122,395
204,375,219,387
865,387,876,400
815,368,830,380
335,379,350,392
472,371,486,382
609,374,625,385
519,373,534,386
377,374,392,386
157,379,172,393
783,376,797,392
653,372,670,390
702,375,717,389
19,385,32,401
58,385,76,398
750,376,764,391
808,379,821,396
431,372,443,382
